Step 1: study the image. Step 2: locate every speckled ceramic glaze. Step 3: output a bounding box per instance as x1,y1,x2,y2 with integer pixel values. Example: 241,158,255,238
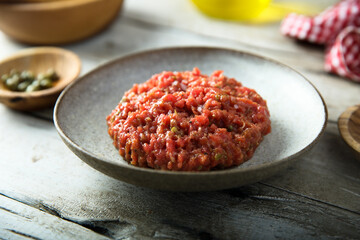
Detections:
54,47,328,191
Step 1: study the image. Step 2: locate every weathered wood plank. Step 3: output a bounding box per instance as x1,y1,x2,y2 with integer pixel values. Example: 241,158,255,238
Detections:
2,183,359,240
0,194,110,240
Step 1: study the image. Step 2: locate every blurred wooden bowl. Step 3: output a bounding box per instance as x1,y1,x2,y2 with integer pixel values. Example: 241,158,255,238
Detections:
0,47,81,111
0,0,123,44
0,0,67,3
338,105,360,161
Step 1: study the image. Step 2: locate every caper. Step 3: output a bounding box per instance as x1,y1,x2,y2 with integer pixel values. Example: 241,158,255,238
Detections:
20,71,27,79
120,97,129,103
17,81,31,92
45,68,59,81
227,125,234,132
214,153,223,161
25,85,36,92
2,68,59,92
12,73,20,81
37,73,45,80
11,74,20,82
26,82,41,92
32,79,40,87
20,70,35,82
6,75,20,90
1,74,9,83
39,78,53,89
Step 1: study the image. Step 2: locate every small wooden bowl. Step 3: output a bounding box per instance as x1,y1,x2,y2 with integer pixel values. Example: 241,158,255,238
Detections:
0,0,123,45
0,47,81,111
338,105,360,160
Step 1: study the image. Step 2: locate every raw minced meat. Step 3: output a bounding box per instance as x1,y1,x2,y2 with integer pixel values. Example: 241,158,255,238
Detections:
107,68,271,171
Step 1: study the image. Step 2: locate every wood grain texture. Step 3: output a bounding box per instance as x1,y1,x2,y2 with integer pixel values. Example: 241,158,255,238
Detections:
0,0,123,44
0,194,109,240
0,0,70,3
339,105,360,160
1,183,359,239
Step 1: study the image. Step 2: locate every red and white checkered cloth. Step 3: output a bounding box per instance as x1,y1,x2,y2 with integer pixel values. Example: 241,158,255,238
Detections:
325,26,360,82
281,0,360,82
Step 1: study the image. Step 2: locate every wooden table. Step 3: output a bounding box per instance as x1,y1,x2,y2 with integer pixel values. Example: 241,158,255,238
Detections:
1,0,359,239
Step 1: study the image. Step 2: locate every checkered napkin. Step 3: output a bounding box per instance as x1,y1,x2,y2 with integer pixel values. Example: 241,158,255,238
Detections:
281,0,360,82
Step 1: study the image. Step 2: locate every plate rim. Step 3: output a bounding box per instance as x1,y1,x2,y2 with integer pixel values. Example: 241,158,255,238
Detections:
54,46,328,177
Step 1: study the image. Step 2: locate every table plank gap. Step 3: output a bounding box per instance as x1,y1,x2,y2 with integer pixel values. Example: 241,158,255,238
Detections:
0,193,112,240
259,182,360,215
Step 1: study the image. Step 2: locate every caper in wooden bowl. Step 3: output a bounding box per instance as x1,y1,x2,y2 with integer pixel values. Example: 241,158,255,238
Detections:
1,68,59,93
0,47,81,111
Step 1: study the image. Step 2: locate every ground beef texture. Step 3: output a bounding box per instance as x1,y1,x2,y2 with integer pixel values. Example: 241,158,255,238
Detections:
107,68,271,171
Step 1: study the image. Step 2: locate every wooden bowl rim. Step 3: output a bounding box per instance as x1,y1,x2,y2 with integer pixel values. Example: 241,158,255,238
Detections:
338,104,360,154
0,47,81,99
0,0,120,10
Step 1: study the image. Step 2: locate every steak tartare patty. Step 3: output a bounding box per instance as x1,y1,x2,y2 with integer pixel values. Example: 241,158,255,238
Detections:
107,68,271,171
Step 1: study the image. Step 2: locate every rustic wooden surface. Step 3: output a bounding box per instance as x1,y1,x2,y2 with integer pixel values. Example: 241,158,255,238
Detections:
1,0,360,239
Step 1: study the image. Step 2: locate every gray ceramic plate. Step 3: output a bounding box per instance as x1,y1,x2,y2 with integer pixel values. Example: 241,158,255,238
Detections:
54,47,327,192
